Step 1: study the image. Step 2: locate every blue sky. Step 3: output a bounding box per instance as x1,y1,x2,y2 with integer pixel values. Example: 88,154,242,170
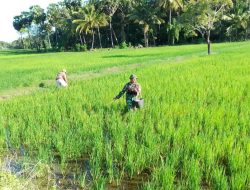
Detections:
0,0,60,42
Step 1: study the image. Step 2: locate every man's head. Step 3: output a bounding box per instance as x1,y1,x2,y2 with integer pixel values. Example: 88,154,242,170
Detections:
129,74,137,83
62,69,67,73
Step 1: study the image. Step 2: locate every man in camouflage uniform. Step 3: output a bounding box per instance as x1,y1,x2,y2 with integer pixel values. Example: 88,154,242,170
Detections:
114,74,141,110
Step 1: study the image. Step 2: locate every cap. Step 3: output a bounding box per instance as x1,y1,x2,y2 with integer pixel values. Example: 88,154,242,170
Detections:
129,74,138,79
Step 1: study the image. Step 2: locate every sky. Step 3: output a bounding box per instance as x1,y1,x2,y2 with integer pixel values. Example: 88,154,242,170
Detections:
0,0,60,42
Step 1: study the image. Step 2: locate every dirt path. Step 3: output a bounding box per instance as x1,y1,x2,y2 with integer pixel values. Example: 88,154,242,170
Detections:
0,87,39,101
0,54,196,101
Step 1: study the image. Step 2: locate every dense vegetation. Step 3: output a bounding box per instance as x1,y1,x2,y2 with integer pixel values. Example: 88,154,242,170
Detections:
0,41,10,49
0,42,249,189
12,0,250,54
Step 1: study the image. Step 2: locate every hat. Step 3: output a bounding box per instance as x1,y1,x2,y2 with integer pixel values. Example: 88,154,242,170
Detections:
62,69,67,73
129,74,138,79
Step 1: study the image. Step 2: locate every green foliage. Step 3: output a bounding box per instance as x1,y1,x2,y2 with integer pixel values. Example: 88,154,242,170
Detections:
74,43,81,51
0,42,250,189
119,41,128,49
80,44,88,51
11,0,250,50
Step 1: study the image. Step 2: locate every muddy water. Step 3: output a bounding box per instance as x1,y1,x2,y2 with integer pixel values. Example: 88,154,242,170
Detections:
49,157,149,190
1,151,150,190
2,128,150,189
107,173,149,190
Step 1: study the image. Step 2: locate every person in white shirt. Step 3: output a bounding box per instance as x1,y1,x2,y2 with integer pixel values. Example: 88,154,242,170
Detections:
56,69,68,87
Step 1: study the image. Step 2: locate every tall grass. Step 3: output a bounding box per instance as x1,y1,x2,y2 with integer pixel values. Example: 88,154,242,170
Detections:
0,41,249,91
0,42,249,189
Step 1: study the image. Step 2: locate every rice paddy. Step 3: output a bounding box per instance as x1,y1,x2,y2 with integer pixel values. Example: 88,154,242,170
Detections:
0,42,249,189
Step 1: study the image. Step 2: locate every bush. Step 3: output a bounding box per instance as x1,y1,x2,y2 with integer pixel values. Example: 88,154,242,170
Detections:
119,41,128,49
39,82,46,88
80,44,87,52
75,43,81,52
58,46,65,52
196,38,204,44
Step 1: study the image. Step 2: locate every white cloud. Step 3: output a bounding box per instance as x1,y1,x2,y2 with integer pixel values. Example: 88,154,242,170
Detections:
0,0,60,42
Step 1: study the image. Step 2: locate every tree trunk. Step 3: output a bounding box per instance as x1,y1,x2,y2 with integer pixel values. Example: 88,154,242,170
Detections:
91,30,95,49
112,28,119,45
20,33,24,49
169,8,172,25
121,13,126,43
55,29,59,48
109,17,114,47
47,33,51,49
79,33,83,45
236,29,238,41
152,32,156,46
43,40,47,51
147,32,149,47
144,32,147,47
172,35,175,45
27,30,32,49
35,41,39,52
168,8,172,45
97,27,102,48
144,31,149,47
82,34,86,44
207,30,211,55
245,28,248,41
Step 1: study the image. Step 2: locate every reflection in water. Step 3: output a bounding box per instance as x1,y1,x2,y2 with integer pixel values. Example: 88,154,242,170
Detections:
3,128,149,189
1,151,149,190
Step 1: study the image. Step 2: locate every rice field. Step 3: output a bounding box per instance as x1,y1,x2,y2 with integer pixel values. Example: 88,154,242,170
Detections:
0,42,247,91
0,42,250,189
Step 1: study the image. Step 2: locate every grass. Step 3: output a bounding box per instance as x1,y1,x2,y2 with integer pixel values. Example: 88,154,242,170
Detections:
0,41,249,92
0,41,250,189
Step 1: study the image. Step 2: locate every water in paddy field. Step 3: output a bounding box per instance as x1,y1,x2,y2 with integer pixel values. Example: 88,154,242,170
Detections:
2,129,149,189
1,153,149,189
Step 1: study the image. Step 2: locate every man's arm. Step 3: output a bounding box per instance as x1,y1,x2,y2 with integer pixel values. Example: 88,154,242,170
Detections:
114,84,128,100
63,73,67,83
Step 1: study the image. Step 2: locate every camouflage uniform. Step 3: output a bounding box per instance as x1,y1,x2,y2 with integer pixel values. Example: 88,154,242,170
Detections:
115,82,141,109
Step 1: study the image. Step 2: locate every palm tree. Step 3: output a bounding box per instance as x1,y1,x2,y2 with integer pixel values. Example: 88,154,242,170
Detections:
167,18,181,45
129,3,164,47
223,1,250,40
98,0,120,47
73,5,96,49
157,0,183,44
73,5,108,49
157,0,183,25
95,12,108,48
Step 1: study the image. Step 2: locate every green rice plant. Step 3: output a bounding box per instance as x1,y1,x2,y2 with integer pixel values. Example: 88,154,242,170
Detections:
212,167,229,190
0,41,249,189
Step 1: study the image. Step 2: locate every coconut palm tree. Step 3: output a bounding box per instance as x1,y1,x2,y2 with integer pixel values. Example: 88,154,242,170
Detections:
95,12,108,48
73,5,108,49
157,0,183,45
157,0,183,25
223,1,250,40
129,2,164,47
100,0,120,47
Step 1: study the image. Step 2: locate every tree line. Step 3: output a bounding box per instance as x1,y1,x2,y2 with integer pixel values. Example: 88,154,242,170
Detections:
12,0,250,54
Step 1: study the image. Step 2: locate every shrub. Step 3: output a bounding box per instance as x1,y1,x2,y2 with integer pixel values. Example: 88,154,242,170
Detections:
80,44,88,52
119,41,128,49
75,43,81,52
